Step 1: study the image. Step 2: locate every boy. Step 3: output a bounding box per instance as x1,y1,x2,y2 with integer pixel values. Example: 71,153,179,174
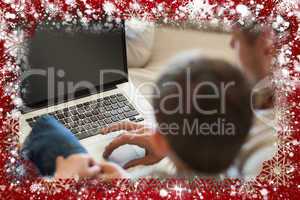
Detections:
99,53,253,179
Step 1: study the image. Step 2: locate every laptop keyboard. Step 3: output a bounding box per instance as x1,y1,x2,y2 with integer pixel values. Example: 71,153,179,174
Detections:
26,93,144,140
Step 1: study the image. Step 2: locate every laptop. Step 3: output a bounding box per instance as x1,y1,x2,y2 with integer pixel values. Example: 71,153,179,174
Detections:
20,20,154,164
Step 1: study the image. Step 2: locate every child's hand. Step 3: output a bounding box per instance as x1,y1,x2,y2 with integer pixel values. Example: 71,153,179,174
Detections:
54,154,101,179
98,161,130,181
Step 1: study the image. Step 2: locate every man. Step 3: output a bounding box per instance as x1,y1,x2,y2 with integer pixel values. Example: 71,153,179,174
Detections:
99,56,253,179
100,23,274,170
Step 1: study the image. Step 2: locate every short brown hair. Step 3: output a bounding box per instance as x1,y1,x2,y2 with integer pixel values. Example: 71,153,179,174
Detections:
153,55,253,174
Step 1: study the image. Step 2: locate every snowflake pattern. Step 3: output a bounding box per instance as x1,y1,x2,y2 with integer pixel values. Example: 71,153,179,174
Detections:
272,15,290,33
29,179,75,195
0,0,299,199
186,0,216,20
7,0,27,15
1,116,19,135
273,83,293,131
42,0,62,19
238,179,262,199
276,0,299,15
103,1,117,16
276,129,296,155
30,183,43,193
259,154,294,187
0,55,7,69
0,9,8,39
168,183,189,199
4,28,27,63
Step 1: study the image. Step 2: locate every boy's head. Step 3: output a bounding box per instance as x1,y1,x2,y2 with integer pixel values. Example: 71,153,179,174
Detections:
152,53,253,174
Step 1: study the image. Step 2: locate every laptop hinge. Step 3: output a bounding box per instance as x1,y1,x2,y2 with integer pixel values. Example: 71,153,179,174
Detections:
21,84,118,114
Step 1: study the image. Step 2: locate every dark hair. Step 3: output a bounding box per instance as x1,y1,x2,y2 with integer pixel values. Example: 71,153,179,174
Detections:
153,55,253,174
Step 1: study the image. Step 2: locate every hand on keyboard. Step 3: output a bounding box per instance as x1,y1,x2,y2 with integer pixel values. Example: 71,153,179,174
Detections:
26,94,145,140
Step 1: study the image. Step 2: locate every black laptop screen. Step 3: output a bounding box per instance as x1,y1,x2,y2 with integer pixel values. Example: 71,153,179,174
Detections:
21,22,127,111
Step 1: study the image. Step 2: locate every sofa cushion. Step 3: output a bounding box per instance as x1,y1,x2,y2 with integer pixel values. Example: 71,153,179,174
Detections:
129,27,237,101
126,19,155,68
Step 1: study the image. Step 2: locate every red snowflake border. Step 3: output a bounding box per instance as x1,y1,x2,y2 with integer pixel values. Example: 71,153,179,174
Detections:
0,0,300,199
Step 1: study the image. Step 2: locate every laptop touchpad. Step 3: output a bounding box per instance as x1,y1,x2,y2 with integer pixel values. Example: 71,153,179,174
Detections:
108,144,145,167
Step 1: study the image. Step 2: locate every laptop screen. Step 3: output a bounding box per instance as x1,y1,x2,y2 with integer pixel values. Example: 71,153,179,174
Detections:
21,21,127,111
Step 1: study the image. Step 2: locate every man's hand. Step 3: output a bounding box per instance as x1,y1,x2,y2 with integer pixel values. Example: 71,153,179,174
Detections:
55,154,101,179
101,121,165,169
98,161,130,181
